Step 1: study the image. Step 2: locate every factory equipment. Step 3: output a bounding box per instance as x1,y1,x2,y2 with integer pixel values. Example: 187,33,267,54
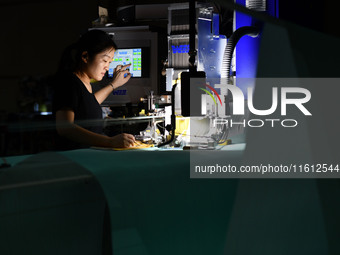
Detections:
163,2,229,148
161,0,278,149
92,1,278,149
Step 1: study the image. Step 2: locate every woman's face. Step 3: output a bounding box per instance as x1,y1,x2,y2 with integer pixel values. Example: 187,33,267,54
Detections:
84,47,115,81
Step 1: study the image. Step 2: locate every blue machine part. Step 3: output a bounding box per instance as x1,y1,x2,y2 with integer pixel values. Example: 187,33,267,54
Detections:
234,0,279,96
172,45,190,54
197,12,227,90
234,0,261,96
267,0,279,18
212,13,220,36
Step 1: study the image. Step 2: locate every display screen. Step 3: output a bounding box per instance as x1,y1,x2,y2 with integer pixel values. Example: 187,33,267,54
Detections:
108,48,142,78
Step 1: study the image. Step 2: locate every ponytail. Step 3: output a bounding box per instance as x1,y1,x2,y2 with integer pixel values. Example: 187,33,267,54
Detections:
56,42,79,74
56,30,117,75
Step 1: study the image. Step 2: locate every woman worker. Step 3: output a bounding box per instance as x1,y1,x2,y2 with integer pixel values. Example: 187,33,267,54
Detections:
53,29,135,150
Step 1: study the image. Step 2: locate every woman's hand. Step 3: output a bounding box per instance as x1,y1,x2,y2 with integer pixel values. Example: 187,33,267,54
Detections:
109,133,135,148
111,64,132,89
95,63,131,104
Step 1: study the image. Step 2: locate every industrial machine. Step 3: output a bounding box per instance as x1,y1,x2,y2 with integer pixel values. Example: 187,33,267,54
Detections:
162,0,278,149
93,1,278,149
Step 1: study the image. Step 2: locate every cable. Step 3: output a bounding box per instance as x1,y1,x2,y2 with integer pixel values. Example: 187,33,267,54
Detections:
158,83,178,147
221,26,260,82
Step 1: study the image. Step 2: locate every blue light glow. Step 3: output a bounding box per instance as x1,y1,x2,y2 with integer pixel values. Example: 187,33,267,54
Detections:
172,45,190,54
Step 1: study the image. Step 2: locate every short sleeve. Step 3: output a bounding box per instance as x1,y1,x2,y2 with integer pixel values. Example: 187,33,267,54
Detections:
52,73,79,113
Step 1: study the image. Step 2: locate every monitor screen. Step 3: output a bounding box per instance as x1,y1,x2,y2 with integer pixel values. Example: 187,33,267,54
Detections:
108,48,142,78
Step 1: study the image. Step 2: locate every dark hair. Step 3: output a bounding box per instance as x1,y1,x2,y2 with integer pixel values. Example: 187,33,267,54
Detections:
57,29,117,74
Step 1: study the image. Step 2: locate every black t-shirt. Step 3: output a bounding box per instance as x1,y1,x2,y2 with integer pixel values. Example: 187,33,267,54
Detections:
52,72,103,150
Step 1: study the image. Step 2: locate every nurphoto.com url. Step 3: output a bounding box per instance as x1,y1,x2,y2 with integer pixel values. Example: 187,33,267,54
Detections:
194,163,340,177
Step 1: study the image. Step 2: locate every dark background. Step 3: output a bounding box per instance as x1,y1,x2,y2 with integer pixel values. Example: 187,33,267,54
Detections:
0,0,338,113
0,0,339,155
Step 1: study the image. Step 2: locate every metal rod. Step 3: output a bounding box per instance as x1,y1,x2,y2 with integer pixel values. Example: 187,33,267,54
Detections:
188,0,197,72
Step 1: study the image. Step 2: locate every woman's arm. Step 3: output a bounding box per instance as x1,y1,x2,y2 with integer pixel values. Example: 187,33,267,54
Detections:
56,109,135,148
95,64,132,104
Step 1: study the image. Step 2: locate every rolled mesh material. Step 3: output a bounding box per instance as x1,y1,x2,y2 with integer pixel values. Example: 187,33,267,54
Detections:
246,0,266,11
